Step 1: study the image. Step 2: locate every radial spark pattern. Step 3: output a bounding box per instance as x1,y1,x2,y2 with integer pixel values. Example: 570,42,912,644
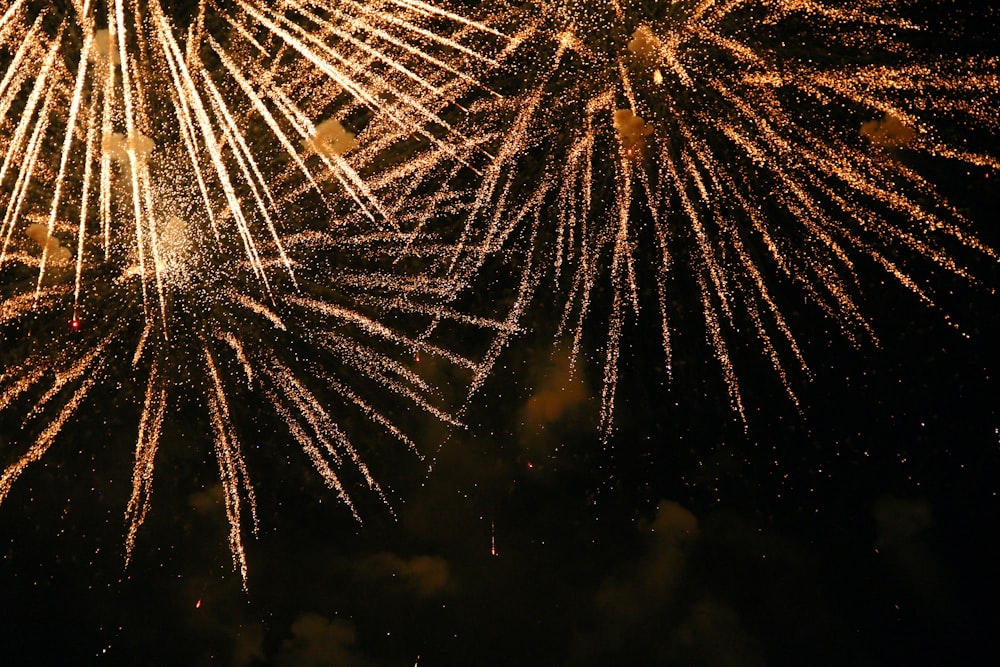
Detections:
452,0,999,431
0,0,507,583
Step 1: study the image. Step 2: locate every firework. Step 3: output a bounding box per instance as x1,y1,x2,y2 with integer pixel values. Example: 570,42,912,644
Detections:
0,0,508,583
452,0,999,431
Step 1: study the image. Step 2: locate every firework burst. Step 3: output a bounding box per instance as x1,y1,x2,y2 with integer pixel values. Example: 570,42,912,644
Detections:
451,0,999,431
0,0,509,583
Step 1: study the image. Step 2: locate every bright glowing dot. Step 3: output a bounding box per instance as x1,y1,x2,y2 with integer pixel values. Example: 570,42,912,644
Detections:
90,29,121,66
628,25,662,64
70,319,81,330
860,112,915,147
613,109,653,149
304,118,358,157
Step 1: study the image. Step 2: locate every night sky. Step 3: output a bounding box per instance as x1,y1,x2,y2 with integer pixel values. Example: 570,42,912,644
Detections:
2,2,999,666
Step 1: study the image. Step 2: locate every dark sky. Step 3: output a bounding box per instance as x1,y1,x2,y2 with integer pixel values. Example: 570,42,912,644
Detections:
2,2,999,666
2,179,997,667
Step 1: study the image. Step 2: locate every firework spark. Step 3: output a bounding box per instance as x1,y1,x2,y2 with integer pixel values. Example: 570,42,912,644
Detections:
450,0,999,431
0,0,508,583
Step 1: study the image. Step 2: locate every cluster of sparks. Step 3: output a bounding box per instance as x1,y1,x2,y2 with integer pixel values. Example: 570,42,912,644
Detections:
1,0,998,581
0,0,507,583
449,0,999,430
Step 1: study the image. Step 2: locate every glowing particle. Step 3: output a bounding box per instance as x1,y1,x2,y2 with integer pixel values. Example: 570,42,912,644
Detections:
304,119,358,157
102,131,155,166
90,29,121,66
860,112,916,148
25,223,71,262
627,25,662,64
613,109,653,149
